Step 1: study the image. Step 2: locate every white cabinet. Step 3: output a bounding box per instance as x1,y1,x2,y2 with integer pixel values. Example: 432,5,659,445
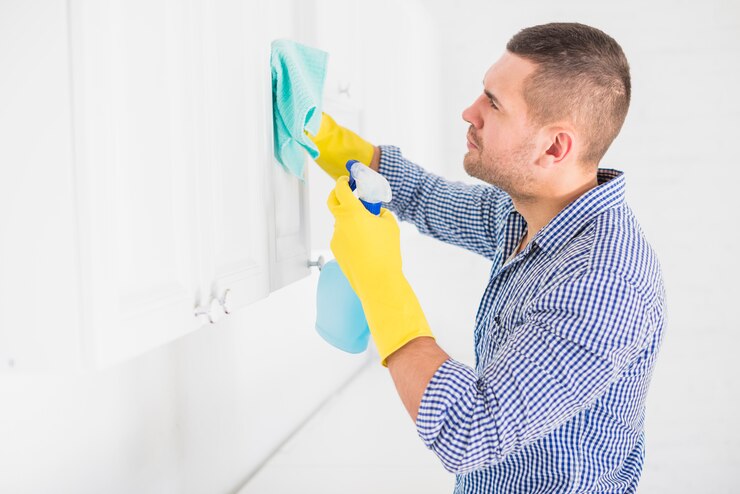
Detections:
264,0,313,291
313,0,364,113
0,0,83,372
196,0,274,316
0,0,311,371
66,0,205,368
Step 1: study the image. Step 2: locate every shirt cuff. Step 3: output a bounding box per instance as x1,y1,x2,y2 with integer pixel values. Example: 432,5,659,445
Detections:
415,358,479,449
377,144,426,217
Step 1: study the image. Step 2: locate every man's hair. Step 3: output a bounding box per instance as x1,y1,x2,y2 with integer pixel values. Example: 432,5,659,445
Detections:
506,22,631,166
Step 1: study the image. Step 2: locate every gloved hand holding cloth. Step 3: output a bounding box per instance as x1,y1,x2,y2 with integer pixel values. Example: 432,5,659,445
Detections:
306,112,377,180
326,175,435,366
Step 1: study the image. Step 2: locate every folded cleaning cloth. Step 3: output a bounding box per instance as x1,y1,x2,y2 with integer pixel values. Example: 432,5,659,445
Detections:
270,39,328,181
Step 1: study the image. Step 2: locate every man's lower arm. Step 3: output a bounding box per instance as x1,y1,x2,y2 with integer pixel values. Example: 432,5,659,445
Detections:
386,337,450,423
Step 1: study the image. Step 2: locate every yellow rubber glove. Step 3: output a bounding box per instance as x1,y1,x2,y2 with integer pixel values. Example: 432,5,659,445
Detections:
327,175,435,367
305,113,375,180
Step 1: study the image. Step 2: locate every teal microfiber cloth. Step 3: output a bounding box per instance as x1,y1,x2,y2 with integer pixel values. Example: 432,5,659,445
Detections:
270,39,328,181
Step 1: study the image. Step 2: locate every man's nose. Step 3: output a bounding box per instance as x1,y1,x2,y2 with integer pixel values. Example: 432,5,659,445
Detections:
462,97,483,129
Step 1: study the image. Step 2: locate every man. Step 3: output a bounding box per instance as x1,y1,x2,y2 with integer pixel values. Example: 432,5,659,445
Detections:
308,22,666,493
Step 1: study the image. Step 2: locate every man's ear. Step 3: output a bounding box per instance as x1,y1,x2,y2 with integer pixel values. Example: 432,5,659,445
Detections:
537,128,574,168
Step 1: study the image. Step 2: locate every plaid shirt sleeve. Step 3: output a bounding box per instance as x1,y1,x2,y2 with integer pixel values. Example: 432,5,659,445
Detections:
377,145,511,261
415,267,654,474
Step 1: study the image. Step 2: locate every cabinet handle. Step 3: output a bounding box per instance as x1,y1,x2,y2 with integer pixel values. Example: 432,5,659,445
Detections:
217,288,231,315
338,82,351,98
307,255,326,271
194,296,221,324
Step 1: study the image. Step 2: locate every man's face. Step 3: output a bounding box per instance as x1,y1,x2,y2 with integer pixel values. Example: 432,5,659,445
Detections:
462,51,540,199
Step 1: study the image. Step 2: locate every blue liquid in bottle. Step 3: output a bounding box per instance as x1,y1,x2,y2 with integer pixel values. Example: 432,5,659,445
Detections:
314,160,392,353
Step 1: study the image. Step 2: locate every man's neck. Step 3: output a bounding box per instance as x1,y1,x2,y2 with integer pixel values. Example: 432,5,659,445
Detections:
512,174,600,250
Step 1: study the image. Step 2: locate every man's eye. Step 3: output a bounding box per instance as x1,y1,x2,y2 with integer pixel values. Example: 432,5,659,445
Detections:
489,99,498,110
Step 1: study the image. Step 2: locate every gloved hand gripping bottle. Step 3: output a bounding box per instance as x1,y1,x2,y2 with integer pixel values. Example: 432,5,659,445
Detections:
315,160,393,353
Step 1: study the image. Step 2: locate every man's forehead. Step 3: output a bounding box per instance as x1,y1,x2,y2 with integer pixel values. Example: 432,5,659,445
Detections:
483,53,536,109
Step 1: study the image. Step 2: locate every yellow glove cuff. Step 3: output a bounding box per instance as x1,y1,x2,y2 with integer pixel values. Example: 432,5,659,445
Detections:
357,274,435,367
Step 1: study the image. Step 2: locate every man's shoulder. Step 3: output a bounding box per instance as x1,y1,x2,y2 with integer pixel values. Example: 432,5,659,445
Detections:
579,203,665,307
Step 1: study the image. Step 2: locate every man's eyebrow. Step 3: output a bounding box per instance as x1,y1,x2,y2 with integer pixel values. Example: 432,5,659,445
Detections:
482,80,505,111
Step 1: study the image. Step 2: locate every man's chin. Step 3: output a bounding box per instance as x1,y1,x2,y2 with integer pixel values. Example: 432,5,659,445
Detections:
463,155,479,178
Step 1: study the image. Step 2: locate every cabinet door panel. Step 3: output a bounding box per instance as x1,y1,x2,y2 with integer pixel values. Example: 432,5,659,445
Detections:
265,0,311,292
197,0,270,311
0,0,82,372
271,163,310,280
314,0,362,109
70,0,201,366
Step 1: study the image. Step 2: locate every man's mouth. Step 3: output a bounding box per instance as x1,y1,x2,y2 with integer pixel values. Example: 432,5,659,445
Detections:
467,132,478,150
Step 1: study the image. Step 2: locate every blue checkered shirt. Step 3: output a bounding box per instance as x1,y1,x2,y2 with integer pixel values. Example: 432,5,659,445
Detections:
377,145,666,493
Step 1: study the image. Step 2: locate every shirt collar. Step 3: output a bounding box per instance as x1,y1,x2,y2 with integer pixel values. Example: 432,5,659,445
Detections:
509,168,626,257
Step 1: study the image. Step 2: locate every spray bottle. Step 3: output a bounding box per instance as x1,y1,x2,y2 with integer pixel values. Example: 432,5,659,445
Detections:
315,160,392,353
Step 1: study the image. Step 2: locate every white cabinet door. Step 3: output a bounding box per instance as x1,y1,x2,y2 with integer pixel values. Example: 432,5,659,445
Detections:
69,0,202,367
266,156,311,291
265,0,312,291
313,0,363,112
195,0,271,317
0,0,82,372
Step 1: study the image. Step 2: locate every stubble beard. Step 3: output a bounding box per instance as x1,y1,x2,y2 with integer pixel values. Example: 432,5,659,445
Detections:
463,138,536,200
